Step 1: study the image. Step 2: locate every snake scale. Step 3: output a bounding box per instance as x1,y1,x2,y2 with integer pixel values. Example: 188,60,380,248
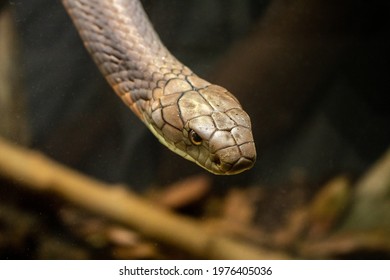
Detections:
62,0,256,175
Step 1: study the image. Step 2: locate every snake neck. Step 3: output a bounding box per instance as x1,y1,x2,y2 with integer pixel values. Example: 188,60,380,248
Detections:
63,0,190,117
117,67,205,123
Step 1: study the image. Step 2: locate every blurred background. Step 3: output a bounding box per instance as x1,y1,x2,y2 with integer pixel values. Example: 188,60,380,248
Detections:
1,0,389,259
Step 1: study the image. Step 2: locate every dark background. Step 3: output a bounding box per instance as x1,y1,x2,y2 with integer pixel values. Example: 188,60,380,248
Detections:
1,0,390,259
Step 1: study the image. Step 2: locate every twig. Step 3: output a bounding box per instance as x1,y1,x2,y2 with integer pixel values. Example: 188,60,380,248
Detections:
0,137,289,259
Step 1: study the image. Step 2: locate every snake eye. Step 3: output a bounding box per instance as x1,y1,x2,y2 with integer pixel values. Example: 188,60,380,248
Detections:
189,130,202,146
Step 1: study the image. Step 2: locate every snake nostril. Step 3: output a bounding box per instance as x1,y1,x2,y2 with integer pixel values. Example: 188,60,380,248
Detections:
212,155,221,166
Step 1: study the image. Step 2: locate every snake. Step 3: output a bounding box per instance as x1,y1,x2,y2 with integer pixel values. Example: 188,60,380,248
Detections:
62,0,256,175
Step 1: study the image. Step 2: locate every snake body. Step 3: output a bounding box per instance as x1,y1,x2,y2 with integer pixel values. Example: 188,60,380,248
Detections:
62,0,256,175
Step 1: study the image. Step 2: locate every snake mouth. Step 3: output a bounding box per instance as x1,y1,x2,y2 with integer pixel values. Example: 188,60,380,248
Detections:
211,154,255,175
228,157,256,174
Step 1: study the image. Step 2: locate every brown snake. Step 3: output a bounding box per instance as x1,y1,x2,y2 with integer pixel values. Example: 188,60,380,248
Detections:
62,0,256,175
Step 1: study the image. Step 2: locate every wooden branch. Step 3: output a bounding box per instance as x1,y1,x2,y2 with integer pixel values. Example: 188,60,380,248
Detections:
0,137,289,259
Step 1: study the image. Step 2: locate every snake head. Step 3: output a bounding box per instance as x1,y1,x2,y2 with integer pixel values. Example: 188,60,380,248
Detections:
148,76,256,175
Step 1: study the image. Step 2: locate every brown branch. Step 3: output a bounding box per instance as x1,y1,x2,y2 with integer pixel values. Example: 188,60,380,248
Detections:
0,137,289,259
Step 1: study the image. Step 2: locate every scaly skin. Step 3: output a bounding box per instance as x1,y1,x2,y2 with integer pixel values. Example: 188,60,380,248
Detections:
63,0,256,174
